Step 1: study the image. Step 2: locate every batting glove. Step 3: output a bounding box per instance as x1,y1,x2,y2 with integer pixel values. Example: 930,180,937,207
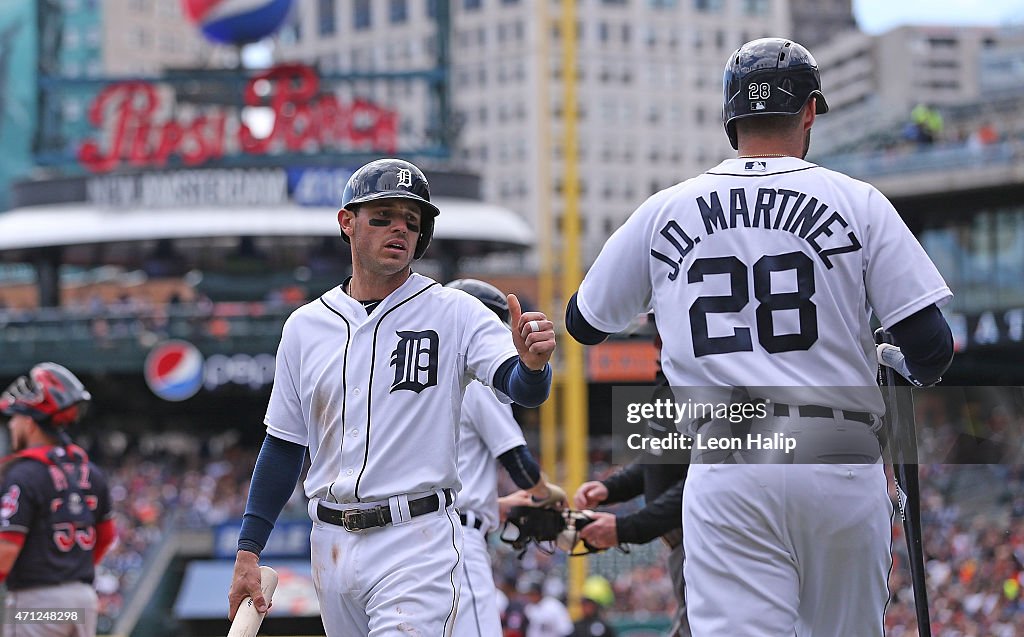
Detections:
530,480,568,509
876,343,937,387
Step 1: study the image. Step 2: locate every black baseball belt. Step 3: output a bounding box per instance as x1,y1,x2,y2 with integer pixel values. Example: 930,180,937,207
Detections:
318,490,452,532
772,403,875,427
459,513,484,530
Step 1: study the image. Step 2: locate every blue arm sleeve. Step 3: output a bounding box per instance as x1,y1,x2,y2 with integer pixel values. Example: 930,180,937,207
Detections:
237,434,306,556
889,304,954,385
565,292,611,345
497,444,542,490
493,356,552,408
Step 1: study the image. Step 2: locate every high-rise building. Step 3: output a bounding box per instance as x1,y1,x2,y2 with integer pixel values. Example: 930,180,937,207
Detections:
812,25,1021,156
788,0,854,49
99,0,237,74
275,0,789,262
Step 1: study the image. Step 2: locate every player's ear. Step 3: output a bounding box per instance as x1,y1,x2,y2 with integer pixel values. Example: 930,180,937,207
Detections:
803,98,816,130
339,208,356,239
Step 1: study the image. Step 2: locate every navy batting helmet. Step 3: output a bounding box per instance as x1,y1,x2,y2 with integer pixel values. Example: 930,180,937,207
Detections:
723,38,829,150
445,279,510,326
0,363,91,428
341,158,441,259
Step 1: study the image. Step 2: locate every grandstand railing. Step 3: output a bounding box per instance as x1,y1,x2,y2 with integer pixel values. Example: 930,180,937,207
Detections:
818,139,1020,179
0,302,298,375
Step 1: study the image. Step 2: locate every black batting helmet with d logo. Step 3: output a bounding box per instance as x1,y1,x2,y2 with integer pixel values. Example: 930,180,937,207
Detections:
341,158,441,259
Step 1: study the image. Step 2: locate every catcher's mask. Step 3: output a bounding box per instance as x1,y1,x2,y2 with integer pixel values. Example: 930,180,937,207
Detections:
500,506,625,557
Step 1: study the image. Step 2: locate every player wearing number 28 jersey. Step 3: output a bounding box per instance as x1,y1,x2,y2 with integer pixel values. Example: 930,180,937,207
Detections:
566,38,953,636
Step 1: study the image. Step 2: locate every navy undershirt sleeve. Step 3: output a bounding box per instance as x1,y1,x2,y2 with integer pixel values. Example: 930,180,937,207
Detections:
888,304,954,385
493,356,552,408
565,292,611,345
497,444,542,490
237,434,306,556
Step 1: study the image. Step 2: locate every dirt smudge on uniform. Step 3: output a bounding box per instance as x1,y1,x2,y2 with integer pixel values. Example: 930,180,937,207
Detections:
331,543,341,565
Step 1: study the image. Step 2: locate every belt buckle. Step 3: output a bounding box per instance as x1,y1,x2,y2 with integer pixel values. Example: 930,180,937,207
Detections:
341,506,386,532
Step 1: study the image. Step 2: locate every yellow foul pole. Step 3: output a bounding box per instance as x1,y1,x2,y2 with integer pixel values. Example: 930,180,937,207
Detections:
537,0,558,483
560,0,588,618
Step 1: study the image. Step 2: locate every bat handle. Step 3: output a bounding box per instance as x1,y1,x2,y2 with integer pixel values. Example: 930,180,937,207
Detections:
227,566,278,637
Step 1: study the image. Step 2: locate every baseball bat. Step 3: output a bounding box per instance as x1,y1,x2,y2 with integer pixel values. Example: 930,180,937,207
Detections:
875,329,932,637
228,566,279,637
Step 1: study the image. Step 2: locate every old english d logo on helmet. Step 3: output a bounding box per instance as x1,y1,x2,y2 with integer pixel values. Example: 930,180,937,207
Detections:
341,158,441,259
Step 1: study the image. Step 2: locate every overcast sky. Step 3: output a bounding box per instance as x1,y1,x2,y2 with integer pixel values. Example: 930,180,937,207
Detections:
854,0,1024,34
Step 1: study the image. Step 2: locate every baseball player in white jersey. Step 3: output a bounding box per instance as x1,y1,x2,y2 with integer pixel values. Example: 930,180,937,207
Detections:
227,159,557,637
565,38,954,636
444,279,568,637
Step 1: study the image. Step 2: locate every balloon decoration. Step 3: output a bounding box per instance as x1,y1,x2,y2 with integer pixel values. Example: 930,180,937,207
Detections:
181,0,294,46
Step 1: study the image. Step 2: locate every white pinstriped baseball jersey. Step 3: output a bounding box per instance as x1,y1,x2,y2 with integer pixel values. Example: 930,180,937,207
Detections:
265,273,518,504
577,157,952,413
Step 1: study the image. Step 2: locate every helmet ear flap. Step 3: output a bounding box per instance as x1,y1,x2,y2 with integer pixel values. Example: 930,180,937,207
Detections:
413,213,435,259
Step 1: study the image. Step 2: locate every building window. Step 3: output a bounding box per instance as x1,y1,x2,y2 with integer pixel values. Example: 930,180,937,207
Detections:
318,0,336,36
354,0,371,30
741,0,769,15
464,0,482,8
501,0,520,5
649,0,677,6
694,0,723,11
426,0,438,19
599,22,609,42
390,0,408,23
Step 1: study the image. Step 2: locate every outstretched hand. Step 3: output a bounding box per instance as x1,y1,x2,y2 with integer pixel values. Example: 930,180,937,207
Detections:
508,293,555,371
574,481,609,509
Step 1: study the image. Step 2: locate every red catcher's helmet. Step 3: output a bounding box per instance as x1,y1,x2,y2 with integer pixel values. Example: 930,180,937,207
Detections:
0,363,91,427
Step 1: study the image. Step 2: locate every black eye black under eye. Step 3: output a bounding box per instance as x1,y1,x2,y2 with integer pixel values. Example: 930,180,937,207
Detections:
368,218,391,227
407,223,420,232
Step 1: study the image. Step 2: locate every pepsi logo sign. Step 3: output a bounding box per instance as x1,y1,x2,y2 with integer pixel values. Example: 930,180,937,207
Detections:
145,340,205,401
145,342,277,401
182,0,294,46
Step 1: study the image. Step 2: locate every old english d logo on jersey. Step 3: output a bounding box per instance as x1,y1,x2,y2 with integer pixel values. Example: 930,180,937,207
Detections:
390,330,439,393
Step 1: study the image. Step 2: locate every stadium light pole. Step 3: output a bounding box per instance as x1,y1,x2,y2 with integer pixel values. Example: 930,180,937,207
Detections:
559,0,588,619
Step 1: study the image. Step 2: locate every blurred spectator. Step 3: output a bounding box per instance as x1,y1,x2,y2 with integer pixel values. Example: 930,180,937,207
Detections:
571,576,617,637
522,574,573,637
911,103,944,145
499,576,531,637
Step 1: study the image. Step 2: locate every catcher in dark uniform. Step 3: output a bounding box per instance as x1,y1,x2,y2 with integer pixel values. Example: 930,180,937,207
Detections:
0,363,116,637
